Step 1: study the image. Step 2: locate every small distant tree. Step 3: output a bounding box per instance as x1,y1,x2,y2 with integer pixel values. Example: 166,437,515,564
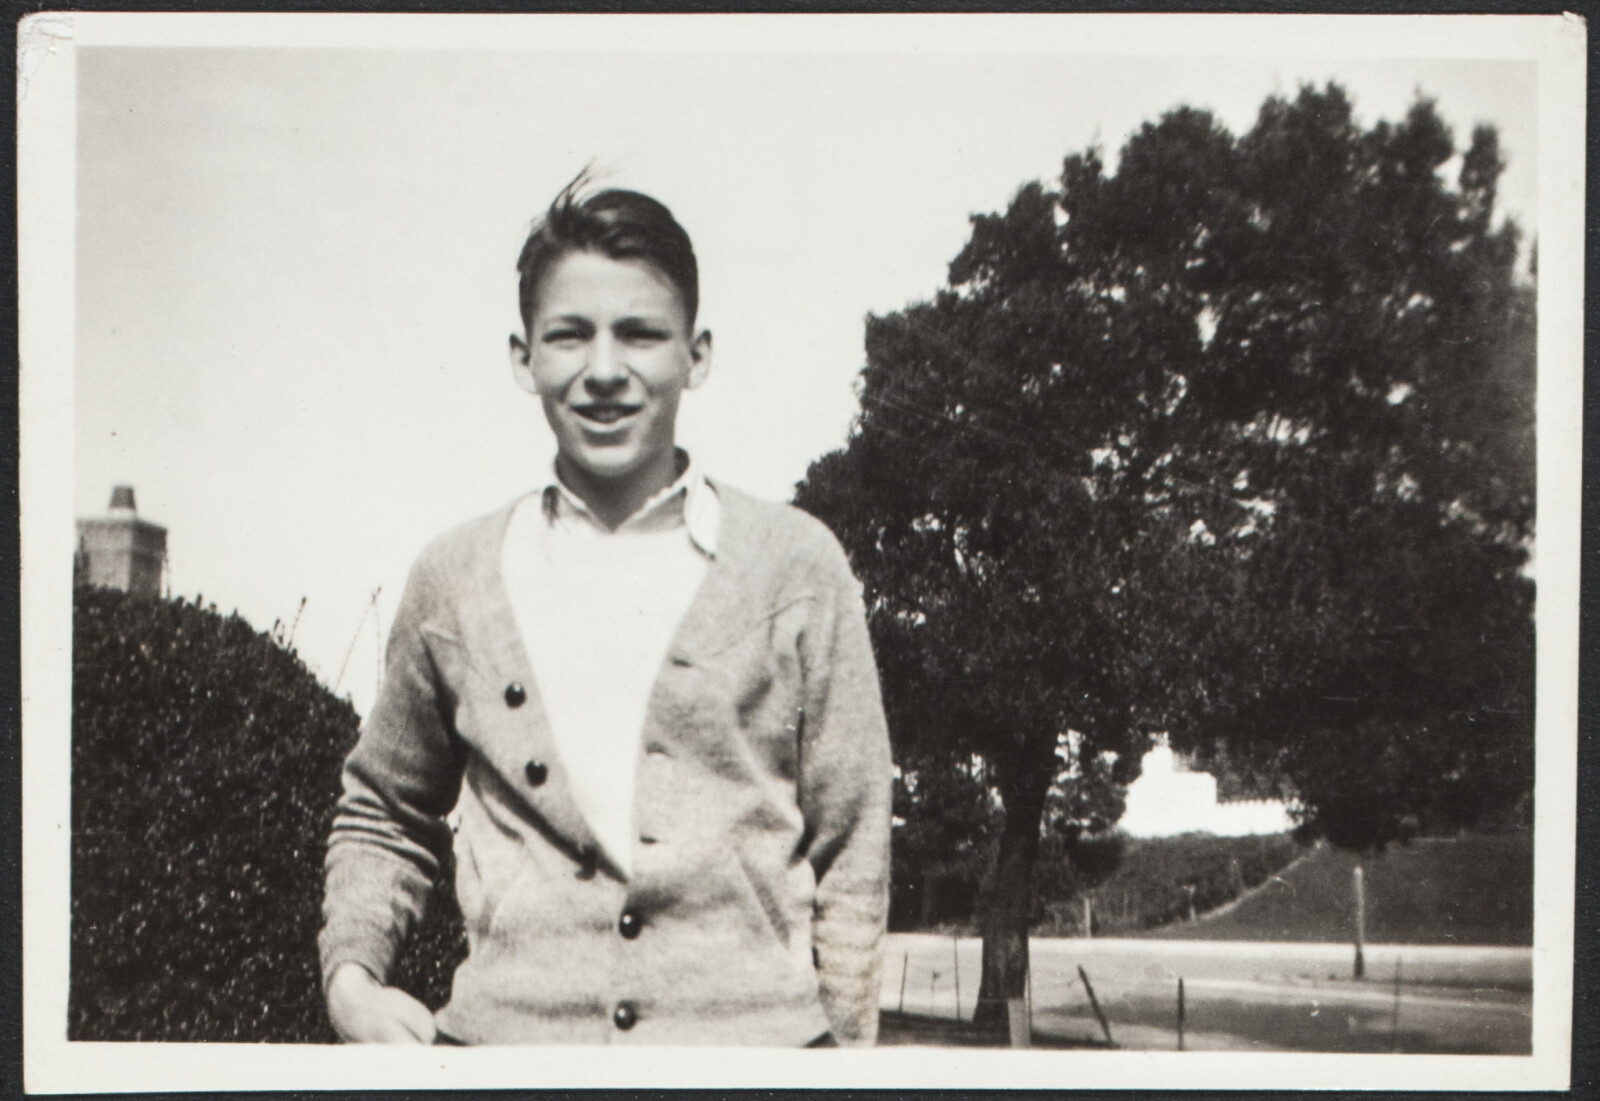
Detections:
890,754,995,927
796,84,1533,1029
1032,734,1128,912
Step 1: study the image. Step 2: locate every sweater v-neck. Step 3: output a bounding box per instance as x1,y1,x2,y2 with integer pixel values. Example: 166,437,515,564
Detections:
471,480,763,880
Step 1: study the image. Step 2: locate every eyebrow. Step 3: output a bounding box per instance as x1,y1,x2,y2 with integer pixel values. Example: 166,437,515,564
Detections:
539,312,675,332
540,314,594,329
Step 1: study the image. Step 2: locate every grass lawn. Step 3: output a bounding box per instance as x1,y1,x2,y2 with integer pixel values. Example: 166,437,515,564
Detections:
1143,831,1531,945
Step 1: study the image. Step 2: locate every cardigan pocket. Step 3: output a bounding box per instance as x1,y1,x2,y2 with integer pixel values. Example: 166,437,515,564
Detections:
687,597,814,779
722,846,824,1008
452,804,539,949
421,625,504,700
679,593,816,664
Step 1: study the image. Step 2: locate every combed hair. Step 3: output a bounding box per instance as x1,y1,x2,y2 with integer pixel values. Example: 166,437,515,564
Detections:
516,172,700,332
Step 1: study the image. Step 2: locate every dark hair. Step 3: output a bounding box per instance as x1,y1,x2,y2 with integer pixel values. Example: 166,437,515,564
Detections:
516,174,700,333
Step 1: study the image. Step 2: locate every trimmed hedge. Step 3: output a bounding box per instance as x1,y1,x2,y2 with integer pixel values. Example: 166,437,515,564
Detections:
1074,832,1303,934
71,587,464,1041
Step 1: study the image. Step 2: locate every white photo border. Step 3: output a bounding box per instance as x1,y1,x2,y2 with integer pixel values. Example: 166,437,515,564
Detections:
18,10,1586,1093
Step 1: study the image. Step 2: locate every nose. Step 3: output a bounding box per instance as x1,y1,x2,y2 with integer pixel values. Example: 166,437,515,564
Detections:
582,334,629,395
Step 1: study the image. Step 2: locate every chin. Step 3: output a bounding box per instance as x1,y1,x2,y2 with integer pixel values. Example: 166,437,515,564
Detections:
565,449,647,484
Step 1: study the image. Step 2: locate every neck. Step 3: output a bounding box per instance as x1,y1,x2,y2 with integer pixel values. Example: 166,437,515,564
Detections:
556,449,684,531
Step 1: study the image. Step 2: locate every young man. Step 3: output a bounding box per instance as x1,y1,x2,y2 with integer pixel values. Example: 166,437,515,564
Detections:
319,183,893,1047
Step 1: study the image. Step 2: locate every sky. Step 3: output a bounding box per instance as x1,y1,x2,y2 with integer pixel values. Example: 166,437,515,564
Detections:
73,39,1539,717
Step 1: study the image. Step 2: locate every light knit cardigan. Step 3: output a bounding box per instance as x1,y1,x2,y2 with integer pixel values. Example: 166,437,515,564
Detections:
319,483,893,1046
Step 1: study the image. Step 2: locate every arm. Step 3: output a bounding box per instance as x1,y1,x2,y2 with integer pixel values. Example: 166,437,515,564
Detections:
798,542,894,1047
319,553,464,1041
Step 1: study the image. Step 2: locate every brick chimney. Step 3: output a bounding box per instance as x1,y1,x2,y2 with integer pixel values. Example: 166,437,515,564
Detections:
76,485,167,597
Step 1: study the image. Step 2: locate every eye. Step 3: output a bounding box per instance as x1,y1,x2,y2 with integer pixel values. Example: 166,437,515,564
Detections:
540,326,586,346
617,322,671,345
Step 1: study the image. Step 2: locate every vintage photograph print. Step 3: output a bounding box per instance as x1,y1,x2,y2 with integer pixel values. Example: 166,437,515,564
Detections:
18,11,1584,1093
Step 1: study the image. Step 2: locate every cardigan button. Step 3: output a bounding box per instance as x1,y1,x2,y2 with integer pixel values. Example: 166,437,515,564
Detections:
612,1002,637,1031
618,910,642,939
576,848,598,880
504,682,526,708
524,760,548,787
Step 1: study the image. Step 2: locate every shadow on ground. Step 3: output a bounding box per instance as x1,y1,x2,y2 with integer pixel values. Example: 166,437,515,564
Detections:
878,1010,1115,1049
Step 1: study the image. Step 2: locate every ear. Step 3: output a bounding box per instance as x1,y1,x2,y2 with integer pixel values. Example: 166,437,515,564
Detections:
509,333,539,396
686,329,713,391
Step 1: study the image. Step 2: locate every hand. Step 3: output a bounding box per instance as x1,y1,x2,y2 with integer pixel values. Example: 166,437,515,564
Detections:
326,962,438,1044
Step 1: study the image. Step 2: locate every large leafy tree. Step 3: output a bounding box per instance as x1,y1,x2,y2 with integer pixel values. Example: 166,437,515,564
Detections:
794,84,1533,1029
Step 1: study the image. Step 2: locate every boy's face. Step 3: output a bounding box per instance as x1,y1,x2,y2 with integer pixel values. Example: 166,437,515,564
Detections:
511,250,710,495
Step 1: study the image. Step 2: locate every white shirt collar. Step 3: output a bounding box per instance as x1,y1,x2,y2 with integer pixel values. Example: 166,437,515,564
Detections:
540,451,719,558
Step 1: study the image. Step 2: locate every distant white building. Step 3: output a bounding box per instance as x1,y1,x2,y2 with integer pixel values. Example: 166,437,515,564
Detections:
1119,738,1295,838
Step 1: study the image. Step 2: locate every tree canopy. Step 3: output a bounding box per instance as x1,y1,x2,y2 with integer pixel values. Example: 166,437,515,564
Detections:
794,84,1534,1024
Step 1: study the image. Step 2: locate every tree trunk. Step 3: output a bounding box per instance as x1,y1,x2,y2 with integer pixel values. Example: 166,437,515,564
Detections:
920,861,939,927
972,747,1055,1032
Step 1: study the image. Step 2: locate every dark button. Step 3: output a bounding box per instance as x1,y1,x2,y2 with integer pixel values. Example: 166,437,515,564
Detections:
504,682,526,708
524,760,548,787
618,910,642,939
613,1002,637,1031
576,848,598,880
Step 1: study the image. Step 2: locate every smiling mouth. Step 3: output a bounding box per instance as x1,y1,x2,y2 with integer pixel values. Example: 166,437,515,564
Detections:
573,404,641,425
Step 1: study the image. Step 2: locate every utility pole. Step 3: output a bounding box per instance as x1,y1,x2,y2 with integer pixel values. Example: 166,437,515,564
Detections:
1177,977,1186,1051
951,936,962,1021
1353,863,1367,980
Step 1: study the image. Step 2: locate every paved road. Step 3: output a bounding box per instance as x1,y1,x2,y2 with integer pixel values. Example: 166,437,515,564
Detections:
880,934,1532,1053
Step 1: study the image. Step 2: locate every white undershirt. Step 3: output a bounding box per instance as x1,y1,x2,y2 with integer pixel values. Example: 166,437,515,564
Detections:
500,462,717,879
